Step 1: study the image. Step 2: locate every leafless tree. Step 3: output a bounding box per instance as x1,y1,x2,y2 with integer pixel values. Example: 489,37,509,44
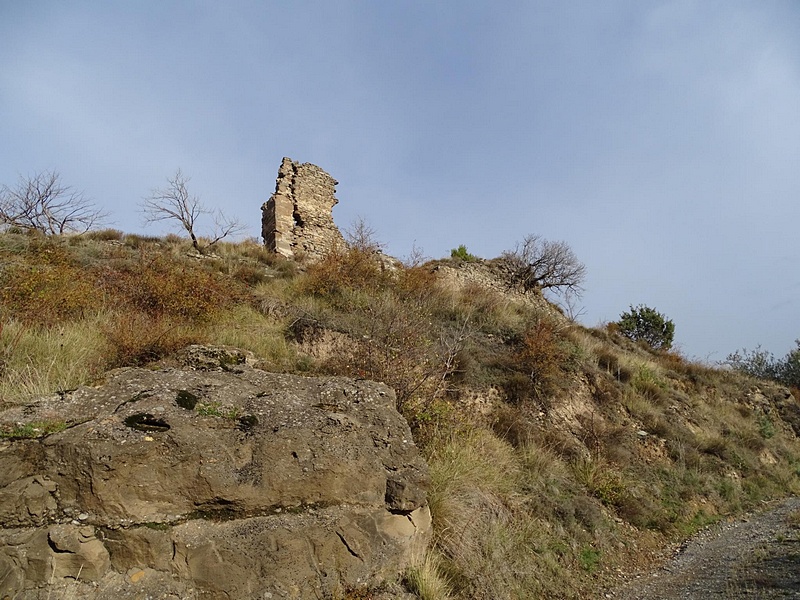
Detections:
401,242,429,268
561,290,587,322
142,169,245,254
0,171,107,235
501,234,586,297
344,217,385,253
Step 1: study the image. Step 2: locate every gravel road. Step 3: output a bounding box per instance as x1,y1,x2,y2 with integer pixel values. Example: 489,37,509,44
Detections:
611,497,800,599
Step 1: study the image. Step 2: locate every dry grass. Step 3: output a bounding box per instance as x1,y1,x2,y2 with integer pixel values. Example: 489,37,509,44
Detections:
0,317,108,402
427,429,520,524
204,304,294,369
424,426,630,599
4,231,800,599
404,551,453,600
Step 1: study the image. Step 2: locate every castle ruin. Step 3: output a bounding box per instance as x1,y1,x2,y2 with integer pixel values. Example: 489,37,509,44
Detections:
261,157,345,261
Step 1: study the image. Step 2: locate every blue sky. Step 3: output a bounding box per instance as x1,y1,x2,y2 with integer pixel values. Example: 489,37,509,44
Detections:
2,1,799,361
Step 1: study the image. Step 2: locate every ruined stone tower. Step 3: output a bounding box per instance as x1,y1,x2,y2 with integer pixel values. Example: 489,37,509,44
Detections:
261,157,345,261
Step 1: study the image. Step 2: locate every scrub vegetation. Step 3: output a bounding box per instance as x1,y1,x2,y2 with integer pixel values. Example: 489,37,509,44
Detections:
726,340,800,394
2,229,800,599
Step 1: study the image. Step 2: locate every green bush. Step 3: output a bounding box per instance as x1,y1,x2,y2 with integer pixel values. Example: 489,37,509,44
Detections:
450,245,478,262
617,305,675,350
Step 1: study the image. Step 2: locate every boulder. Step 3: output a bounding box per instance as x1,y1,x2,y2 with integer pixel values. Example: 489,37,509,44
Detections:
0,346,430,599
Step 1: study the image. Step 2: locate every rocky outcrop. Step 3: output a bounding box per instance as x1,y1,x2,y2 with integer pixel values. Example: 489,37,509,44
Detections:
433,258,563,317
0,346,430,599
262,158,346,261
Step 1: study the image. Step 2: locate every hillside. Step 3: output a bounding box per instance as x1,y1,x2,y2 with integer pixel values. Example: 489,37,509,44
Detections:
2,230,800,599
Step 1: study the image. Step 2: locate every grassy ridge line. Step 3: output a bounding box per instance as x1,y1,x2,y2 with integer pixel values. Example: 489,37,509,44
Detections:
1,230,799,600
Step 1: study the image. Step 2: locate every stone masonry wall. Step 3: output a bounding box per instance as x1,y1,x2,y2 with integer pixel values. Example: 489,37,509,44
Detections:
262,157,345,261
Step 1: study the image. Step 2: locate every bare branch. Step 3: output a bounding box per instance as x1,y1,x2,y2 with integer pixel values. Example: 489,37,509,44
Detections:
142,169,242,253
345,217,385,253
500,234,586,297
560,289,587,322
206,210,248,248
0,171,107,235
402,242,429,268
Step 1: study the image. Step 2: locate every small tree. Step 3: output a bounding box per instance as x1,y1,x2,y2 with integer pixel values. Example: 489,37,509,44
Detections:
501,234,586,297
142,169,244,254
450,244,478,262
617,305,675,350
0,171,107,235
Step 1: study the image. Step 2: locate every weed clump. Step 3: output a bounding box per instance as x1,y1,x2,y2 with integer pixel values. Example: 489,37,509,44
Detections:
0,420,67,439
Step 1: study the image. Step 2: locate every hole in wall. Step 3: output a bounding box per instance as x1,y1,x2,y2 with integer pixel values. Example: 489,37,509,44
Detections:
124,413,170,432
175,390,199,410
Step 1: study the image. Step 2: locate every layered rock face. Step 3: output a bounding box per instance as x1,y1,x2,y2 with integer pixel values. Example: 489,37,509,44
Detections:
0,347,430,599
433,259,562,317
262,157,346,261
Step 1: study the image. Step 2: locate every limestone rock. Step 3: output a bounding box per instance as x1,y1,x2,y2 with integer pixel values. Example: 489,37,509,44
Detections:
0,346,430,599
47,524,111,581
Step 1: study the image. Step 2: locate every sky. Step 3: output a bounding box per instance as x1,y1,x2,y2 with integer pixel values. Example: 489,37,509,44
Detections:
1,1,799,362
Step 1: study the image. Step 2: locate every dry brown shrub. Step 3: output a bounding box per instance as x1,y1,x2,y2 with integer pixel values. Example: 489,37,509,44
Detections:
231,263,270,286
513,318,574,401
596,349,620,373
700,434,731,461
665,436,702,470
84,228,124,241
99,252,241,322
656,350,686,369
301,246,385,298
102,311,203,367
300,250,459,421
460,282,503,316
395,264,439,297
0,242,99,326
321,291,442,410
122,233,162,249
587,370,623,405
501,371,535,405
538,427,586,461
635,378,667,404
733,427,768,452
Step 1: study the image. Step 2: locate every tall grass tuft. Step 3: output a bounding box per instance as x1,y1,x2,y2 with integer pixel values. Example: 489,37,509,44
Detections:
0,318,108,402
404,551,453,600
205,305,294,368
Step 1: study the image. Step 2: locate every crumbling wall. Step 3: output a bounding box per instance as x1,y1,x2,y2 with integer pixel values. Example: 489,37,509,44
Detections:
262,157,345,261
